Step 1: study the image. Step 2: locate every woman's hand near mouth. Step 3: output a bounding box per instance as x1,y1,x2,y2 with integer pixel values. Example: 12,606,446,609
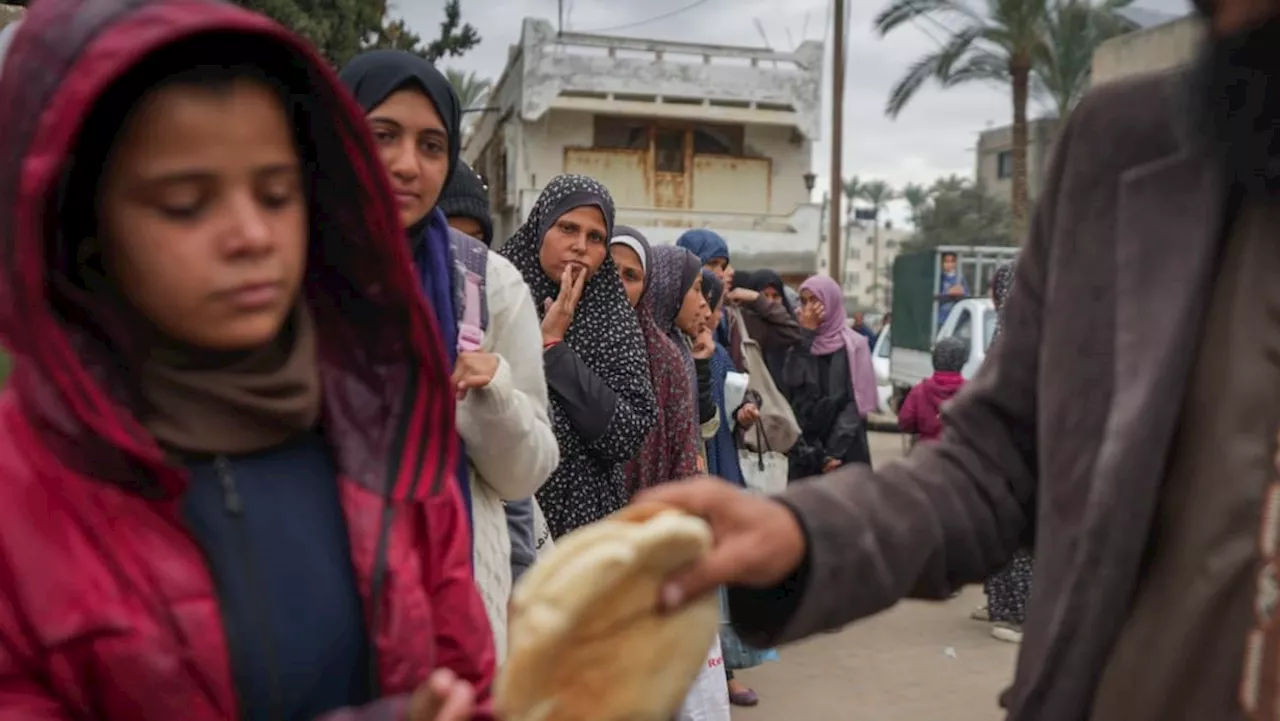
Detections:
540,264,585,346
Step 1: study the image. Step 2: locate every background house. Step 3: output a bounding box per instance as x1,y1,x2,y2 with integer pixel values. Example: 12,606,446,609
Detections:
464,18,824,285
839,222,910,312
972,6,1188,207
1091,12,1202,86
973,117,1060,206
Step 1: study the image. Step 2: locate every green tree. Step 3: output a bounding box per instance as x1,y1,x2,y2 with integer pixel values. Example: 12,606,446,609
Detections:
232,0,379,66
875,0,1048,244
858,179,896,222
901,182,931,228
1035,0,1133,120
418,0,481,62
841,176,862,223
906,175,1013,251
858,180,896,309
368,0,480,61
445,68,492,111
234,0,480,67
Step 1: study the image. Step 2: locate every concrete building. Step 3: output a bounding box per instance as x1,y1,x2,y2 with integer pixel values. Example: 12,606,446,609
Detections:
1091,14,1203,86
973,117,1060,206
972,7,1187,207
463,18,824,283
834,222,910,312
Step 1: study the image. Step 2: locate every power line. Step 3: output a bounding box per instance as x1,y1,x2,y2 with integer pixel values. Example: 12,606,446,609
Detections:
577,0,716,34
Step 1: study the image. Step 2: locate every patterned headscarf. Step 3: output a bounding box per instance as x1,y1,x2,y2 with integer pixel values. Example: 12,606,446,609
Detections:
610,229,700,494
991,259,1017,338
644,245,703,383
500,174,656,535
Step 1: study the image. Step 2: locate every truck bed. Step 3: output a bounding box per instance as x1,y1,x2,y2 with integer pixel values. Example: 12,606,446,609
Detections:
890,347,932,390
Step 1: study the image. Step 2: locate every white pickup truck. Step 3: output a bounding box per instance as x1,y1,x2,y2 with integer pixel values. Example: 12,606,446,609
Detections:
888,297,997,408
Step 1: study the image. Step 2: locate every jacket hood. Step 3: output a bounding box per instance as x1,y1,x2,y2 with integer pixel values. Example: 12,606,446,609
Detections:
923,371,965,405
0,0,455,497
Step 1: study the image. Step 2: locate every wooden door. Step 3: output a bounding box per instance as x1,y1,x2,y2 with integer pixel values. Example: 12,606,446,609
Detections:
651,127,689,209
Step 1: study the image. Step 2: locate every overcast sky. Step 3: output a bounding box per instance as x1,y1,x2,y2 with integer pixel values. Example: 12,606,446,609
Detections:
399,0,1192,220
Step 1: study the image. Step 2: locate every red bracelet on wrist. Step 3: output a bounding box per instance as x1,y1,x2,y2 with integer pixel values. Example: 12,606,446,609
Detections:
543,338,561,350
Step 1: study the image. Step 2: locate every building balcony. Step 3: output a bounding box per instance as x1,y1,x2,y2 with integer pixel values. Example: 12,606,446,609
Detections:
513,18,823,139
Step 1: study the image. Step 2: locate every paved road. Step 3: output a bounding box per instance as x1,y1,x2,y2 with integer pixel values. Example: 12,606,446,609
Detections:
731,432,1018,720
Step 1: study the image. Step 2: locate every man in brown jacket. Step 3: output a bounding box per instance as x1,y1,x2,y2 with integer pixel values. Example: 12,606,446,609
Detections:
640,1,1280,719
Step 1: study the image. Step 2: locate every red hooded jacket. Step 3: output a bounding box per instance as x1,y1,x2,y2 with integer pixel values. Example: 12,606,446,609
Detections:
897,371,966,443
0,1,494,718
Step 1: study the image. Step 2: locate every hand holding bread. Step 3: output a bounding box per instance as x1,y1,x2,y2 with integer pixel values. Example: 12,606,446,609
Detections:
496,502,721,721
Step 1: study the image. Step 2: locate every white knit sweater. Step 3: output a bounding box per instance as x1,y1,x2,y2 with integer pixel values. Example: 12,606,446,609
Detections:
456,252,560,663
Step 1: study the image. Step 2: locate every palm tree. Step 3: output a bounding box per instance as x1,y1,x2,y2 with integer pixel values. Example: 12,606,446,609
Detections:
1035,0,1133,120
901,182,931,228
839,176,863,280
445,68,492,111
841,176,863,223
931,174,970,195
858,180,896,223
875,0,1049,244
858,180,896,307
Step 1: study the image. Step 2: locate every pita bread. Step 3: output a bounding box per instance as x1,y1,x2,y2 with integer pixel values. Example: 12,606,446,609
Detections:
495,502,720,721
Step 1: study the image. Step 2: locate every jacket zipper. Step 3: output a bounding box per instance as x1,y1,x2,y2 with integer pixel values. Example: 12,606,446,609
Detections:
215,456,286,721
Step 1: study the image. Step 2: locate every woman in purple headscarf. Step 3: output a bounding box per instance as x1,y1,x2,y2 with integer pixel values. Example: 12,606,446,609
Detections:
781,274,877,477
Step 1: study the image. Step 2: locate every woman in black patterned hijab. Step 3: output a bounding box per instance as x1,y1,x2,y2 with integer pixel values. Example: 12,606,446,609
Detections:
979,258,1032,644
500,174,657,537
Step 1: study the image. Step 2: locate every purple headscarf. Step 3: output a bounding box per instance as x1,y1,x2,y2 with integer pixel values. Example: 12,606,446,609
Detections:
800,274,879,419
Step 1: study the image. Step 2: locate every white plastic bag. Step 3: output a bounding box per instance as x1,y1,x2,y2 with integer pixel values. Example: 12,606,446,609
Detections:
724,371,749,416
738,447,789,495
531,496,554,559
676,636,731,721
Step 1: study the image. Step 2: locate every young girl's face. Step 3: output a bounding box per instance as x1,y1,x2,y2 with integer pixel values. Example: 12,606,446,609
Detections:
367,88,450,230
97,77,306,351
676,274,708,336
611,244,645,308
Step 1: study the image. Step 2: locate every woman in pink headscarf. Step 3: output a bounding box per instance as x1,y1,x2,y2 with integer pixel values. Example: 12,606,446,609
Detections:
780,274,877,476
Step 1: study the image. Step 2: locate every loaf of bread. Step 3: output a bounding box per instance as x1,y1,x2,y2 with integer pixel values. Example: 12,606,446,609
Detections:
495,502,720,721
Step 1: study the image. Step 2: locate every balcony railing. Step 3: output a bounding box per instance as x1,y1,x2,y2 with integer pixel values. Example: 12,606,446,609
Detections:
515,18,823,138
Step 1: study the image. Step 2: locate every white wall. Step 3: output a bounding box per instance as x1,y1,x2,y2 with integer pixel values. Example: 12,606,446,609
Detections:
1092,16,1203,87
743,125,812,217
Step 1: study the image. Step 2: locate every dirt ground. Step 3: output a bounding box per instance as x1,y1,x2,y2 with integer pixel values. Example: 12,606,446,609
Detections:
730,432,1018,720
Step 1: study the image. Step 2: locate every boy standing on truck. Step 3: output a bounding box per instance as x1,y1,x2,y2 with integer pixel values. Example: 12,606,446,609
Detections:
937,252,969,326
898,337,967,443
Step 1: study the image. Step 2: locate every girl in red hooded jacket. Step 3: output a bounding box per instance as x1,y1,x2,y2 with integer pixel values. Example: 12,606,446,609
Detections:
0,1,495,719
897,337,968,443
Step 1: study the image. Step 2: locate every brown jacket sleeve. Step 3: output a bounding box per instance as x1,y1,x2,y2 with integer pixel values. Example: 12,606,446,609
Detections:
728,112,1075,650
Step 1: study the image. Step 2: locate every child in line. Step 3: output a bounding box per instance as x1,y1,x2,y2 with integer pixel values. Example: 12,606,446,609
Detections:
898,337,967,443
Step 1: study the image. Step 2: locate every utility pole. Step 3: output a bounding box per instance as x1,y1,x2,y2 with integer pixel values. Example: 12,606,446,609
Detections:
827,0,845,282
558,0,564,34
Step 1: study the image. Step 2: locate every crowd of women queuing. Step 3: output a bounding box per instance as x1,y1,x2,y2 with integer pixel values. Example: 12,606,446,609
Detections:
0,1,881,719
